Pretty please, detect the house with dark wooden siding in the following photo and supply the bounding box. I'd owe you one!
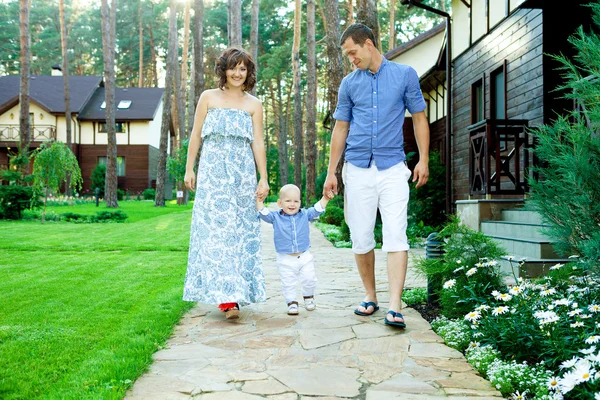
[391,0,594,275]
[0,72,168,195]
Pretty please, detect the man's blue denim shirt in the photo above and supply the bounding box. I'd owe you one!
[333,58,426,170]
[258,202,325,254]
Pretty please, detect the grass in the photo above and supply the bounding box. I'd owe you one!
[0,201,195,399]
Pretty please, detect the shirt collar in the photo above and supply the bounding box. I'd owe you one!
[365,57,388,77]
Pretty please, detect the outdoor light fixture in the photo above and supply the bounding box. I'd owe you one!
[10,113,14,119]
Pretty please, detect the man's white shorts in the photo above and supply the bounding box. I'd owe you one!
[342,161,412,254]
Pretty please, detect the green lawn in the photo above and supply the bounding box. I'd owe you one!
[0,201,195,399]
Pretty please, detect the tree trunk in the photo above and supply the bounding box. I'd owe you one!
[59,0,73,195]
[292,0,303,190]
[389,0,396,51]
[306,0,317,203]
[149,3,159,87]
[101,0,118,208]
[19,0,30,171]
[356,0,379,48]
[193,0,204,107]
[180,0,191,138]
[138,1,144,87]
[250,0,259,96]
[155,0,177,207]
[229,0,242,47]
[276,78,288,186]
[324,0,345,196]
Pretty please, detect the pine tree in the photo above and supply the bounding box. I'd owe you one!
[528,2,600,261]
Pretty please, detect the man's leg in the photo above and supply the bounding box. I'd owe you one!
[386,251,408,323]
[355,250,377,314]
[378,162,411,324]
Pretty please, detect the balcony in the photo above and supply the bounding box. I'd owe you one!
[468,119,535,196]
[0,125,57,143]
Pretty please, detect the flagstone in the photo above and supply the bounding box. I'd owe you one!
[339,335,410,355]
[255,318,298,330]
[352,321,399,339]
[414,357,474,373]
[148,359,210,377]
[408,342,464,359]
[153,342,232,361]
[180,367,234,392]
[241,378,291,395]
[368,372,440,394]
[244,335,296,349]
[436,372,499,391]
[195,392,265,399]
[125,374,196,398]
[298,327,355,349]
[268,366,361,397]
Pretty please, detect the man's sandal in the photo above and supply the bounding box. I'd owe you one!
[354,301,380,316]
[384,310,406,328]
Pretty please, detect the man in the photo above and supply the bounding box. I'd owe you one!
[323,23,430,328]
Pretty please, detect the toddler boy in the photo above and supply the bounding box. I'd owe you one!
[257,184,332,315]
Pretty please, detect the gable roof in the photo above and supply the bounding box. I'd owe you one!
[77,87,164,121]
[0,75,102,115]
[384,22,446,60]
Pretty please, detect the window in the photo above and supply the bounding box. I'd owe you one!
[98,156,126,177]
[98,122,126,133]
[117,100,132,109]
[471,78,485,123]
[491,64,506,120]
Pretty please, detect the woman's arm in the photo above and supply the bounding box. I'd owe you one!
[184,91,210,191]
[250,99,269,200]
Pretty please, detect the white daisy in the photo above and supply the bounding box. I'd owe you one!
[581,346,596,355]
[464,311,481,322]
[560,357,580,369]
[588,304,600,313]
[466,267,477,276]
[571,321,585,328]
[540,288,557,296]
[443,279,456,289]
[547,376,559,390]
[492,306,509,316]
[550,263,564,270]
[568,309,582,317]
[586,336,600,344]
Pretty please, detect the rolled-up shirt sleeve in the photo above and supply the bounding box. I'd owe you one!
[333,78,353,122]
[404,66,427,115]
[258,208,275,224]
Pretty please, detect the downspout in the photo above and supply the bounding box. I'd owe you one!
[401,0,452,214]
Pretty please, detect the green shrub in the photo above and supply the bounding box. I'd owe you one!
[117,189,125,201]
[142,188,155,200]
[416,217,506,318]
[61,212,87,222]
[430,316,473,352]
[320,205,344,226]
[0,185,37,219]
[402,287,427,306]
[464,344,501,376]
[90,164,106,197]
[90,210,128,223]
[408,150,447,229]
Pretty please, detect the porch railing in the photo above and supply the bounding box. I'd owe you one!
[468,119,533,196]
[0,125,57,142]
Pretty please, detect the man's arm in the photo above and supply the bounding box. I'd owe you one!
[411,111,430,188]
[323,120,350,197]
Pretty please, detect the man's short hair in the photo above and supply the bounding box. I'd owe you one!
[340,23,377,48]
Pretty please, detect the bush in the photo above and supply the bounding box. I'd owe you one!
[408,150,447,229]
[0,185,37,219]
[61,212,87,222]
[142,188,155,200]
[416,217,506,318]
[402,287,427,306]
[117,189,125,201]
[320,205,344,226]
[90,164,106,197]
[90,210,128,223]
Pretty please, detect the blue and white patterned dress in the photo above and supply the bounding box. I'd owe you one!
[183,108,266,306]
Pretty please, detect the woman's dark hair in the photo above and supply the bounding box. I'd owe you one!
[340,23,377,48]
[214,47,256,92]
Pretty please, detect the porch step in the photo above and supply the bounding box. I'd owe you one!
[481,220,553,241]
[501,208,544,225]
[499,255,569,282]
[488,235,560,260]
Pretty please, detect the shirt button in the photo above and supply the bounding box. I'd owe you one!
[373,91,377,94]
[373,120,377,123]
[373,105,377,108]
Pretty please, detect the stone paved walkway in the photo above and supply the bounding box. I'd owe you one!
[125,217,503,399]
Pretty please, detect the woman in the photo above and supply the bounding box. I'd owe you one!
[183,47,269,319]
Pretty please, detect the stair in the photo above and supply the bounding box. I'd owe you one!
[480,208,570,280]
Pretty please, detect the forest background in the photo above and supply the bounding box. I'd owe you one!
[0,0,449,204]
